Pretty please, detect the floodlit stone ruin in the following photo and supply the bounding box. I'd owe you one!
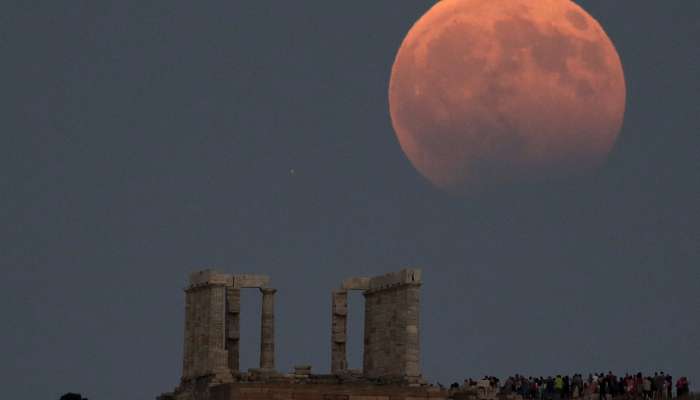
[332,269,422,383]
[158,268,447,400]
[180,271,275,385]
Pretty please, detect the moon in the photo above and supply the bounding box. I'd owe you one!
[389,0,626,194]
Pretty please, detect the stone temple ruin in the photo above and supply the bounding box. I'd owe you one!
[180,271,276,385]
[159,268,447,400]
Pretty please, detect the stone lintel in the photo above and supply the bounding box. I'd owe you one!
[233,274,270,288]
[187,270,271,289]
[367,268,421,291]
[341,277,371,290]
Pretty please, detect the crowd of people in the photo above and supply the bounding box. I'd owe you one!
[453,372,691,399]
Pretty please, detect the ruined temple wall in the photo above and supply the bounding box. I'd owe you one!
[362,269,421,381]
[181,270,272,383]
[182,283,229,380]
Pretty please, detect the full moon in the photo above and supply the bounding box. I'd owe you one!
[389,0,626,194]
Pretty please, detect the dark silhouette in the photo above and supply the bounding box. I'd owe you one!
[60,393,87,400]
[456,371,692,399]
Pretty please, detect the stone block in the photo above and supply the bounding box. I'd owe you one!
[226,288,241,313]
[233,274,270,288]
[189,269,232,287]
[294,365,312,375]
[367,268,421,290]
[341,277,371,290]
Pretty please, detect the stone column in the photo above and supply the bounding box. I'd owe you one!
[182,287,194,379]
[226,287,241,373]
[259,288,276,370]
[331,289,348,374]
[362,289,378,377]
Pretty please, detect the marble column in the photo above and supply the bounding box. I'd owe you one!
[331,289,348,374]
[259,288,276,370]
[225,287,241,373]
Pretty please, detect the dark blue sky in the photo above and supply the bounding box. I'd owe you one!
[1,1,698,399]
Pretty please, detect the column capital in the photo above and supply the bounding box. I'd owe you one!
[260,287,277,295]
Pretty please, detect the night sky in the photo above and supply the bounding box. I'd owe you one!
[1,1,698,399]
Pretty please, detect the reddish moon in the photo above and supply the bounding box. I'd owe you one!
[389,0,626,194]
